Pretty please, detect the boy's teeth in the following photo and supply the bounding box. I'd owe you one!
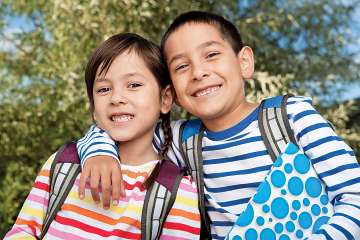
[195,86,219,97]
[112,115,133,122]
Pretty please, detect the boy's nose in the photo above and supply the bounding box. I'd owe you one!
[192,64,210,81]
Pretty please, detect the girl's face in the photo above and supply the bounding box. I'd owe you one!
[92,50,172,144]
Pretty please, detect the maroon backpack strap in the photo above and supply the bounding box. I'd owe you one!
[54,142,80,164]
[155,160,183,193]
[141,160,185,240]
[41,142,81,238]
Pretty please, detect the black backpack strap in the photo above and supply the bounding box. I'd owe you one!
[141,160,185,240]
[41,142,81,239]
[258,94,297,162]
[179,122,212,239]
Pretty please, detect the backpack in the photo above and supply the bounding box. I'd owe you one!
[41,142,185,240]
[178,94,297,238]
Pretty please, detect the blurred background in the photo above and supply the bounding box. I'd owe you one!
[0,0,359,236]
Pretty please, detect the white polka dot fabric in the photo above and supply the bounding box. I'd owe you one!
[226,142,333,240]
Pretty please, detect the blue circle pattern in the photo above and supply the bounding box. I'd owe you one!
[286,221,295,232]
[296,230,304,238]
[271,197,289,219]
[285,143,298,154]
[254,181,271,204]
[275,223,283,233]
[288,176,303,196]
[245,228,257,240]
[312,216,330,234]
[299,212,313,229]
[292,200,301,210]
[228,143,332,240]
[260,228,276,240]
[320,195,329,205]
[303,198,310,206]
[322,207,328,214]
[233,236,242,240]
[311,204,321,216]
[274,155,283,167]
[284,163,293,173]
[279,235,290,240]
[290,212,297,220]
[256,217,264,226]
[271,170,286,188]
[236,204,254,227]
[262,205,270,213]
[294,154,310,174]
[305,177,322,198]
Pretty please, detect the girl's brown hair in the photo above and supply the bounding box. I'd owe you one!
[85,33,173,185]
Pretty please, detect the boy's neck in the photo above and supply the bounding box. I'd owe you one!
[118,136,159,166]
[203,101,258,132]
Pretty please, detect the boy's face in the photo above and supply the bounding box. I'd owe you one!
[164,23,254,131]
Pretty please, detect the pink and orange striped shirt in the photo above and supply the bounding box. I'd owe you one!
[5,153,200,239]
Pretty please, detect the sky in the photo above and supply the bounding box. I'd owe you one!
[1,3,360,101]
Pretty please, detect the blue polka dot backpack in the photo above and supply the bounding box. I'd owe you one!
[226,95,333,240]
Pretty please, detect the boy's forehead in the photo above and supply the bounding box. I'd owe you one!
[164,23,224,60]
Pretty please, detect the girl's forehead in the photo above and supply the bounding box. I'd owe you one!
[97,52,151,77]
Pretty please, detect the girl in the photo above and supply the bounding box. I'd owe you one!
[5,33,200,239]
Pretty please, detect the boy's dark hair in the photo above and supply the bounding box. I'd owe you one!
[85,33,172,161]
[160,11,244,60]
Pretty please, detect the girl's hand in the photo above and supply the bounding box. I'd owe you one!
[79,155,125,209]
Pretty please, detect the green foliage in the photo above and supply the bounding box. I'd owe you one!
[0,161,37,234]
[0,0,359,237]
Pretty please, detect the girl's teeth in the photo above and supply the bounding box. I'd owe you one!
[112,115,133,122]
[195,86,219,97]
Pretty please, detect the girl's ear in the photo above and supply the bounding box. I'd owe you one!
[160,85,174,114]
[237,46,254,79]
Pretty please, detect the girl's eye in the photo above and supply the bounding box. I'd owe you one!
[206,52,220,59]
[175,64,188,72]
[128,83,142,89]
[97,87,111,93]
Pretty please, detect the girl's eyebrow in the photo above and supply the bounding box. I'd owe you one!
[95,73,147,83]
[94,77,110,83]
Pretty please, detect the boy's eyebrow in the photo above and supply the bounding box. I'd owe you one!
[168,40,223,66]
[198,40,223,49]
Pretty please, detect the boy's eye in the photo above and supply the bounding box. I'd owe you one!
[206,52,220,59]
[128,82,142,89]
[175,64,188,72]
[97,87,111,93]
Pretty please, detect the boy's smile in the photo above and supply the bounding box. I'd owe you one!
[164,23,257,131]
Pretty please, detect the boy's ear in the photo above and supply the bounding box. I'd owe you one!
[237,46,254,79]
[160,85,174,114]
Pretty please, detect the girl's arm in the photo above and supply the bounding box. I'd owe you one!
[4,154,55,239]
[288,96,360,240]
[161,175,201,239]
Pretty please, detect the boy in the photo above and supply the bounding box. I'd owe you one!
[78,11,360,239]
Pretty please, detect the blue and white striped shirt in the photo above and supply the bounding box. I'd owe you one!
[77,96,360,240]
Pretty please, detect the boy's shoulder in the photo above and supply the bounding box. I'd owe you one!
[263,95,312,108]
[175,95,314,142]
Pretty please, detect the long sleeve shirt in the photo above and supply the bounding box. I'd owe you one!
[76,96,360,239]
[5,153,200,239]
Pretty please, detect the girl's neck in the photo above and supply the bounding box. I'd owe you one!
[118,136,159,166]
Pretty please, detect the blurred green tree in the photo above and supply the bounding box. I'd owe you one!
[0,0,359,236]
